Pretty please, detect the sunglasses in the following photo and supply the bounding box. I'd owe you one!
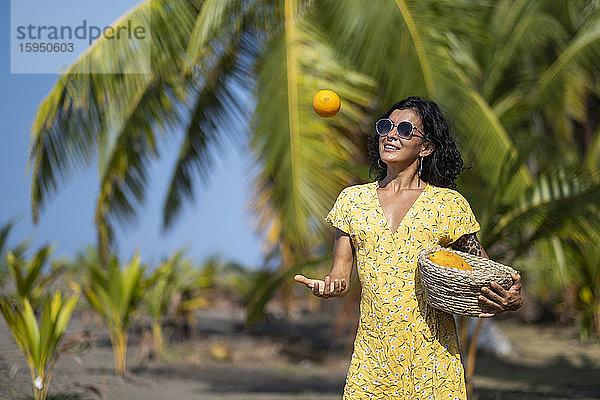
[375,119,426,140]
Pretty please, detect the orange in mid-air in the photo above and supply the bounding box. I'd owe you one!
[313,89,341,118]
[429,250,473,271]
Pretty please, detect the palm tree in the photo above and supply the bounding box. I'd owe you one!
[82,252,148,376]
[28,0,368,267]
[143,250,211,356]
[27,0,600,319]
[0,291,79,400]
[1,238,79,400]
[28,0,502,267]
[25,2,600,397]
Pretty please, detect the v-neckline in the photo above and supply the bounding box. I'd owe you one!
[373,181,429,236]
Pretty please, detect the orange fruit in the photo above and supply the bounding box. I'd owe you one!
[429,250,472,271]
[313,89,341,118]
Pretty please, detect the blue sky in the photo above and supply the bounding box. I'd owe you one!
[1,1,265,267]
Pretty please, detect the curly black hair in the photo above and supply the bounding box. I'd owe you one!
[367,96,464,189]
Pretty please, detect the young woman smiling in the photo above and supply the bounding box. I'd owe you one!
[295,97,522,399]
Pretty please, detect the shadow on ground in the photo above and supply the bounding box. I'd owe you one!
[130,363,345,394]
[472,350,600,400]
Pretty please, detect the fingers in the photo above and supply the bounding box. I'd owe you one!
[312,279,322,295]
[296,274,347,298]
[488,281,508,297]
[328,277,347,297]
[480,276,524,314]
[294,274,314,288]
[335,278,347,294]
[511,273,522,291]
[324,276,331,296]
[481,284,506,306]
[478,293,503,317]
[322,276,343,297]
[314,276,331,296]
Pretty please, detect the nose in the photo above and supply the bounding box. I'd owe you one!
[385,127,400,140]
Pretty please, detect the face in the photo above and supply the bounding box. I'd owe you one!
[379,108,429,167]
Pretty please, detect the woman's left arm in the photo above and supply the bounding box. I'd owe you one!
[451,233,523,318]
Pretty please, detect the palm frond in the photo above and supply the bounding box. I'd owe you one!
[491,169,600,254]
[480,0,566,100]
[29,0,199,227]
[390,0,436,94]
[436,80,533,201]
[162,29,258,229]
[583,124,600,173]
[531,16,600,109]
[184,0,248,70]
[0,220,17,258]
[245,255,328,325]
[250,14,375,251]
[94,73,185,259]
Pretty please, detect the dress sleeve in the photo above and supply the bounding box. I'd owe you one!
[445,192,480,245]
[325,188,351,234]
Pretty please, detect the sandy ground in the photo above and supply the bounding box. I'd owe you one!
[2,306,600,400]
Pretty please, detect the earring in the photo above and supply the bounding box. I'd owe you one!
[378,159,386,169]
[418,156,423,187]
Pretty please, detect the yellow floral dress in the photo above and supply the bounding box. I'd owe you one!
[326,181,480,399]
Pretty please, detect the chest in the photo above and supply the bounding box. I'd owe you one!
[376,188,424,235]
[347,189,449,252]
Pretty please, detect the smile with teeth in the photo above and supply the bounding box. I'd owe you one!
[384,143,401,151]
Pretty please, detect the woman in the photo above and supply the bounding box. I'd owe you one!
[294,97,522,399]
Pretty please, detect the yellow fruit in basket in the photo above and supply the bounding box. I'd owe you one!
[429,250,472,271]
[313,89,341,118]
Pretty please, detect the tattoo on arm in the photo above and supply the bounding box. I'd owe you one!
[451,233,485,257]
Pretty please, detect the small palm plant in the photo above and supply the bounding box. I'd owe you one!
[0,219,29,288]
[82,252,147,376]
[5,246,63,305]
[145,252,214,355]
[1,244,80,399]
[144,251,184,357]
[0,290,79,400]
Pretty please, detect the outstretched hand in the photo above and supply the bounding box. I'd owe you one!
[478,273,523,318]
[294,274,347,298]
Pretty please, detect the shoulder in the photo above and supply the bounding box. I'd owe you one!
[337,182,376,198]
[427,184,471,204]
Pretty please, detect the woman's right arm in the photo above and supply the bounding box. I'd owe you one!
[294,227,354,298]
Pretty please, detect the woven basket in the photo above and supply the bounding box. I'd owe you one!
[417,247,518,317]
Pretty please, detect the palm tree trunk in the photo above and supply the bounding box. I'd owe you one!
[459,316,469,356]
[465,318,483,397]
[95,202,110,269]
[109,329,128,376]
[594,305,600,338]
[152,320,164,358]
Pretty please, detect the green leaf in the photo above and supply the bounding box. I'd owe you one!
[246,256,329,325]
[22,299,40,367]
[251,13,375,252]
[184,0,247,70]
[22,246,52,299]
[531,18,600,109]
[491,169,600,255]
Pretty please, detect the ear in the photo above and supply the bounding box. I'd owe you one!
[420,141,435,157]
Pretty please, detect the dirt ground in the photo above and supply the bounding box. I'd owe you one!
[2,305,600,400]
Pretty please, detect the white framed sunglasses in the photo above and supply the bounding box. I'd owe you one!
[375,119,426,140]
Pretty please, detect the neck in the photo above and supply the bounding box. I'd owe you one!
[379,160,423,191]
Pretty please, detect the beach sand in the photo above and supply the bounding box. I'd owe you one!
[2,305,600,400]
